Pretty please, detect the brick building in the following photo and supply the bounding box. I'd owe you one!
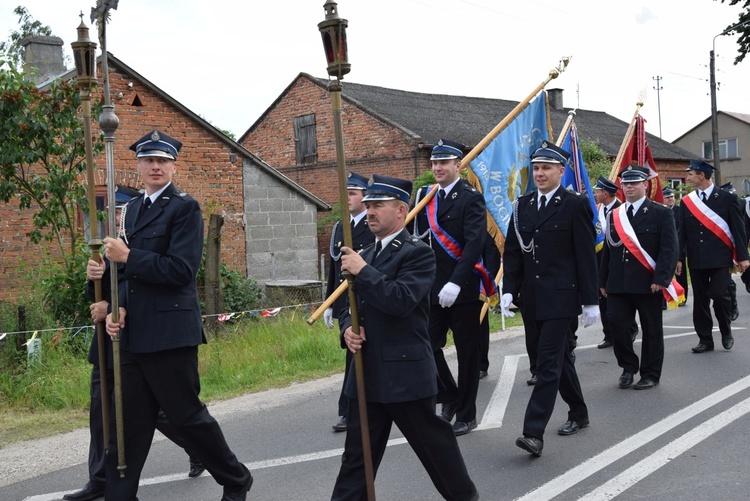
[0,49,328,304]
[240,73,696,256]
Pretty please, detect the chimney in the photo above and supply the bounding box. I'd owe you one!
[21,35,67,85]
[547,88,564,111]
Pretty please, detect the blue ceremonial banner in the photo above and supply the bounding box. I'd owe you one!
[560,123,604,250]
[468,92,550,239]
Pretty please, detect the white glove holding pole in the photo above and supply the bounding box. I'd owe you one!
[323,307,334,329]
[580,305,600,328]
[438,282,461,308]
[500,293,515,318]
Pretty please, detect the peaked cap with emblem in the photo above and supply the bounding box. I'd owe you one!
[618,165,650,183]
[362,174,412,204]
[430,139,465,161]
[685,159,715,174]
[594,176,618,194]
[347,171,369,190]
[530,141,570,165]
[129,130,182,160]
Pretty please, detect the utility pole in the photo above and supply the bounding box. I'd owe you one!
[652,75,663,138]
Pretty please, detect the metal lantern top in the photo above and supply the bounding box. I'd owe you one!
[71,16,98,92]
[318,0,350,80]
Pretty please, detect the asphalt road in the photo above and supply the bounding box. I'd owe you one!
[5,279,750,500]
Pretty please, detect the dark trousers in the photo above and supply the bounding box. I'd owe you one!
[525,317,578,376]
[105,347,250,501]
[479,314,490,373]
[520,316,587,440]
[430,300,482,422]
[338,349,354,417]
[331,396,477,501]
[689,267,732,344]
[607,293,664,381]
[88,366,194,485]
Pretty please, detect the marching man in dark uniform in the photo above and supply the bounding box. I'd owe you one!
[64,190,204,501]
[501,142,599,457]
[413,139,494,436]
[599,166,679,390]
[103,130,253,501]
[593,176,639,349]
[332,174,478,501]
[677,160,749,353]
[324,171,374,432]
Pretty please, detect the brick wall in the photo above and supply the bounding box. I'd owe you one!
[241,75,433,261]
[0,63,319,304]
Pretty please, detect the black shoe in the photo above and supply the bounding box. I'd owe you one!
[221,474,254,501]
[722,337,734,350]
[440,401,458,422]
[692,343,714,353]
[515,436,543,456]
[731,309,739,321]
[558,418,589,435]
[479,370,488,380]
[678,301,687,307]
[597,340,612,349]
[527,374,537,386]
[332,416,347,432]
[619,371,634,388]
[452,419,477,436]
[188,458,205,478]
[634,378,658,390]
[63,482,105,501]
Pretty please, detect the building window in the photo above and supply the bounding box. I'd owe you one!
[293,114,318,165]
[702,138,738,160]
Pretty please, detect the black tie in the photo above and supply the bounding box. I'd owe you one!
[627,204,634,221]
[439,189,446,200]
[373,241,382,260]
[603,206,609,218]
[350,219,355,231]
[701,192,707,203]
[539,195,547,211]
[136,197,152,223]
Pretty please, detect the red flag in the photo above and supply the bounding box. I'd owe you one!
[615,115,664,203]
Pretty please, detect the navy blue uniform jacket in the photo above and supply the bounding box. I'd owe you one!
[414,180,487,305]
[600,199,678,293]
[503,185,599,320]
[339,228,437,403]
[118,184,205,353]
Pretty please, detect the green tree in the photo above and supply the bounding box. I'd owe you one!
[579,139,614,185]
[718,0,750,64]
[0,58,96,261]
[0,6,52,66]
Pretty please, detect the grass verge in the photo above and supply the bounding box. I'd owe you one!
[0,307,521,448]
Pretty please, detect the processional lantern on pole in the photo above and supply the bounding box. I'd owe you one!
[72,13,113,460]
[317,3,375,500]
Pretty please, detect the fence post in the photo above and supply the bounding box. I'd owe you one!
[204,214,224,336]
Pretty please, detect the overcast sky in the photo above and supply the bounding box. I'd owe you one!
[2,0,749,143]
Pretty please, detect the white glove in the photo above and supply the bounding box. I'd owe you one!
[580,305,600,328]
[323,307,334,329]
[500,293,515,318]
[438,282,461,308]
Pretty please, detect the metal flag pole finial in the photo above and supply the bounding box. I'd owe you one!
[92,0,126,478]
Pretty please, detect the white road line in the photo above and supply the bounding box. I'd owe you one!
[579,396,750,500]
[514,374,750,501]
[478,354,520,430]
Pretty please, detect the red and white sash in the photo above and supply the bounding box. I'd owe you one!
[681,191,737,264]
[612,205,685,308]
